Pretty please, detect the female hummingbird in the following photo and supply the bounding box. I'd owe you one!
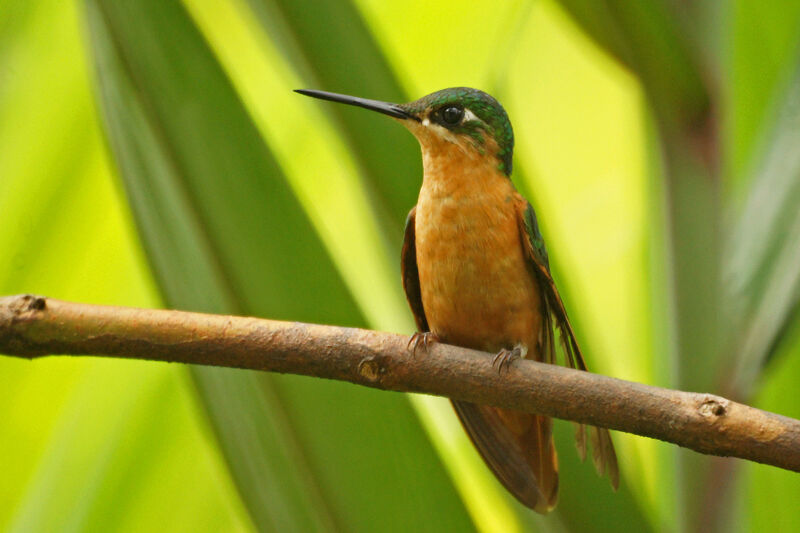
[296,87,619,513]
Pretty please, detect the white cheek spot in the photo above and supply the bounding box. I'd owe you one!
[463,108,480,123]
[422,117,430,127]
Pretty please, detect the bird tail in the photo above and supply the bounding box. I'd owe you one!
[452,400,558,513]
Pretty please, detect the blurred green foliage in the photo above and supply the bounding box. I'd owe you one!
[1,0,798,532]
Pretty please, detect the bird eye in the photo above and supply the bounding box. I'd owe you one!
[441,106,464,125]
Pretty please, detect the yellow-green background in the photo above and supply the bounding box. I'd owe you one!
[1,0,798,531]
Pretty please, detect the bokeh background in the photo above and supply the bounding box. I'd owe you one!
[1,0,799,531]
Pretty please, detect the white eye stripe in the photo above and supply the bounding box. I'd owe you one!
[463,108,480,123]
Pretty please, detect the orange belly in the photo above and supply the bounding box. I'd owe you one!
[414,172,542,356]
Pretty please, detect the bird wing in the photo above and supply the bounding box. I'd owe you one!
[516,198,620,490]
[401,205,559,513]
[401,206,428,332]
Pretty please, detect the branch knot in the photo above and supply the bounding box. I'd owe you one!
[698,396,728,418]
[358,357,387,383]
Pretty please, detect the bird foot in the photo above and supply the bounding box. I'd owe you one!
[407,332,439,356]
[492,344,527,373]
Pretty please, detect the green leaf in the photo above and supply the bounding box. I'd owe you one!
[0,1,250,531]
[548,2,724,531]
[726,0,800,184]
[745,316,800,533]
[0,131,251,526]
[552,0,722,391]
[724,17,800,399]
[84,0,473,531]
[246,0,420,237]
[551,0,710,134]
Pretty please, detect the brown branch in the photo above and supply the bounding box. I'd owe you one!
[1,294,799,472]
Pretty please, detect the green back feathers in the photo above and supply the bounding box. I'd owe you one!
[402,87,515,175]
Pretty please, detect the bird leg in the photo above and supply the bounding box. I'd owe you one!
[492,343,528,373]
[407,331,439,356]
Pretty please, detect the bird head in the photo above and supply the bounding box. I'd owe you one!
[296,87,514,175]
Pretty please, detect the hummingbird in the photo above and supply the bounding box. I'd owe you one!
[296,87,619,513]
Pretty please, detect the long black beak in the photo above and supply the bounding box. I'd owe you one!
[295,89,417,121]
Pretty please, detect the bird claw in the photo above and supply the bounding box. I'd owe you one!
[407,332,439,356]
[492,345,525,373]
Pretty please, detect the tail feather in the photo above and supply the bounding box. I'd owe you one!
[452,400,558,513]
[591,426,620,490]
[574,422,587,462]
[553,297,619,489]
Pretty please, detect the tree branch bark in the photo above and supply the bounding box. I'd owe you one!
[1,294,799,472]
